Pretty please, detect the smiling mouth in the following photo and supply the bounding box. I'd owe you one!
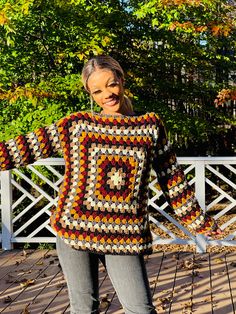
[104,96,119,107]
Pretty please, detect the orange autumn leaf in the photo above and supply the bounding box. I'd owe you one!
[169,21,195,31]
[0,87,57,103]
[211,25,221,36]
[182,21,194,29]
[169,22,177,31]
[0,11,9,25]
[195,25,208,32]
[214,89,236,106]
[222,26,231,37]
[211,24,233,37]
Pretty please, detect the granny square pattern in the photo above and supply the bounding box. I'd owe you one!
[83,140,146,214]
[0,111,217,255]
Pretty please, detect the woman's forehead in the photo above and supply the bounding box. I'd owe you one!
[87,69,118,88]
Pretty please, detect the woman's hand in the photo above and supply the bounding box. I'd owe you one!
[205,227,223,237]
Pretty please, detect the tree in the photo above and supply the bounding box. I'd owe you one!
[0,0,235,155]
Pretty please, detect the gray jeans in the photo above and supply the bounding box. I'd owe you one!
[56,236,157,314]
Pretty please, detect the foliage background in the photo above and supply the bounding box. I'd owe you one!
[0,0,235,156]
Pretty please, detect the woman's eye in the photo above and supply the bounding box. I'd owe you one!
[109,82,118,87]
[92,90,101,95]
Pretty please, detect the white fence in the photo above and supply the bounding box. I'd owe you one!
[0,157,236,252]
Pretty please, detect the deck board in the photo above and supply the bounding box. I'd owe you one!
[0,250,57,313]
[27,271,65,314]
[152,252,178,313]
[224,253,236,313]
[191,253,213,314]
[0,250,31,282]
[0,250,50,304]
[210,252,234,314]
[169,252,194,313]
[0,251,22,269]
[1,250,236,313]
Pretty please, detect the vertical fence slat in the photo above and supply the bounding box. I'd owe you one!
[194,160,208,252]
[195,160,206,211]
[1,170,13,250]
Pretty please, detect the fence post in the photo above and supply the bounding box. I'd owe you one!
[195,160,207,253]
[196,234,207,253]
[1,170,13,250]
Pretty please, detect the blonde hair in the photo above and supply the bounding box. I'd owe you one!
[81,55,133,112]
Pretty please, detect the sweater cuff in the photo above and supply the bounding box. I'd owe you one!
[195,215,218,234]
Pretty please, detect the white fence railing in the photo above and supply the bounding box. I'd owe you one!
[0,157,236,252]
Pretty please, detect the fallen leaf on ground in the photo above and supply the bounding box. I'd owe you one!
[157,296,172,309]
[160,289,170,294]
[172,254,179,260]
[99,296,110,310]
[214,258,224,264]
[22,250,28,257]
[193,270,203,278]
[182,300,193,310]
[179,258,202,270]
[4,296,12,303]
[203,297,212,302]
[22,305,30,313]
[20,279,35,288]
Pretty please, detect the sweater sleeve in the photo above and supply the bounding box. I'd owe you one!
[0,123,61,171]
[152,117,217,234]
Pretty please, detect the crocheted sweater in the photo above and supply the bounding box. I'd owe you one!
[0,112,216,255]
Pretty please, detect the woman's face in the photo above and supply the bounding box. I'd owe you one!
[87,68,124,115]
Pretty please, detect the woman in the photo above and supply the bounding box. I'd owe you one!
[0,55,220,314]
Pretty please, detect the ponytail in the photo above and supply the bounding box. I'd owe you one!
[123,95,133,112]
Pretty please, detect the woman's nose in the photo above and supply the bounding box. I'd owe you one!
[103,89,113,98]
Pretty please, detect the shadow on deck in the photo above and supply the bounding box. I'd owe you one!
[0,249,236,313]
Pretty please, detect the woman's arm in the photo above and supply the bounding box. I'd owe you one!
[0,123,61,171]
[153,117,219,234]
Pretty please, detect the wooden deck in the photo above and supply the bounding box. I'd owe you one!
[0,250,236,314]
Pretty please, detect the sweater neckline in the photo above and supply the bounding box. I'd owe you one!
[91,111,145,119]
